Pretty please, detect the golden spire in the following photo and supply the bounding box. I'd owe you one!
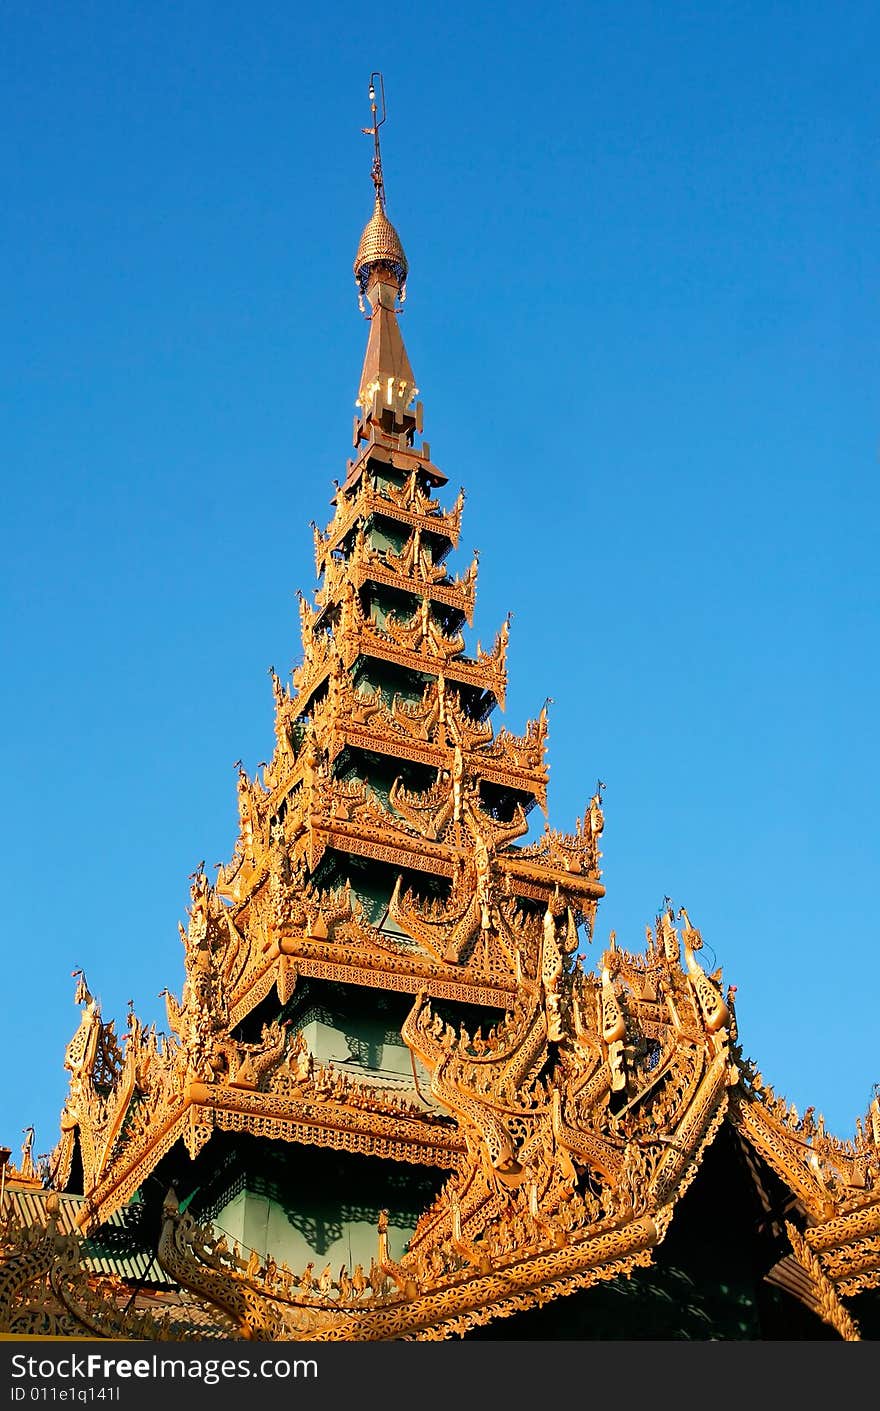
[353,73,417,423]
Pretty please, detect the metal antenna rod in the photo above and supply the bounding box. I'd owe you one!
[362,71,387,208]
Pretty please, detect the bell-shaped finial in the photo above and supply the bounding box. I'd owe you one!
[354,72,408,307]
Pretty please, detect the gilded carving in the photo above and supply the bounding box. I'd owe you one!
[6,99,878,1346]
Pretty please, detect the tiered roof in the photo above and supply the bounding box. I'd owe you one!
[3,84,880,1344]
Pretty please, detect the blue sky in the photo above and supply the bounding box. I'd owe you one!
[1,1,878,1161]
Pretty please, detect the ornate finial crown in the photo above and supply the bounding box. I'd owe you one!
[354,72,407,308]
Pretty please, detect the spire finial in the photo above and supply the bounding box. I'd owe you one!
[362,72,387,211]
[354,73,408,311]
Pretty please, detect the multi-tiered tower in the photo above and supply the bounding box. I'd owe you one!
[5,84,880,1343]
[39,83,606,1284]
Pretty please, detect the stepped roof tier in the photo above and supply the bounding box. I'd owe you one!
[3,81,880,1344]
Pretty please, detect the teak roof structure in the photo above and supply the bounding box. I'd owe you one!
[2,79,880,1344]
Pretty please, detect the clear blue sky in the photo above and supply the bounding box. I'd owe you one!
[2,1,878,1161]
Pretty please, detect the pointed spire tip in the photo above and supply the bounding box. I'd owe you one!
[354,73,408,306]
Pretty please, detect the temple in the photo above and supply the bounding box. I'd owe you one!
[3,79,880,1342]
